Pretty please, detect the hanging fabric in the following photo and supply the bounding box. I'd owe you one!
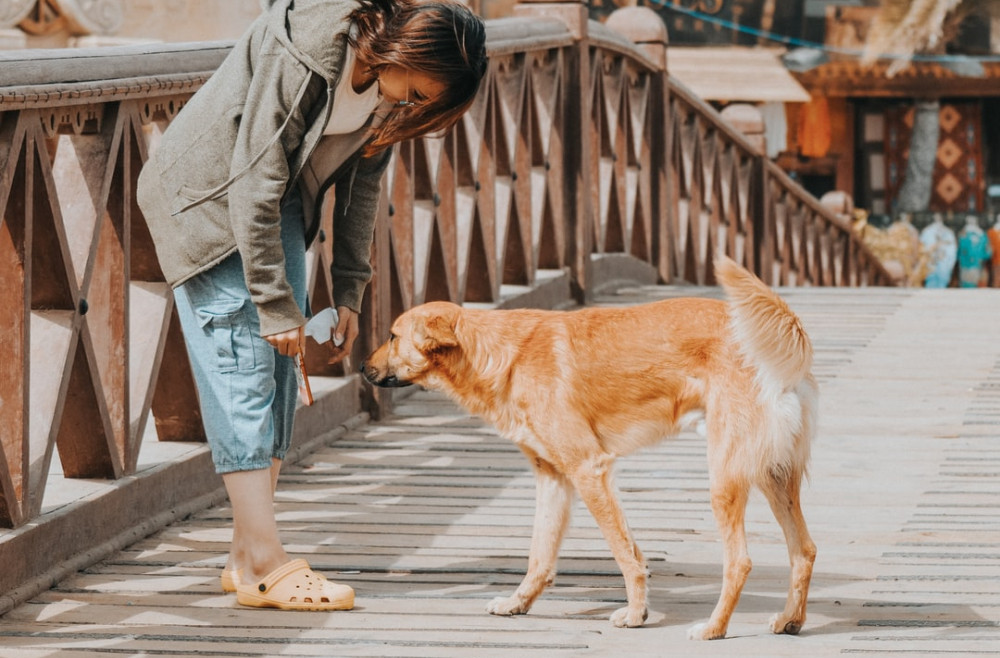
[798,96,831,159]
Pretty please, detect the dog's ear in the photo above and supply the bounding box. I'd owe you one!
[412,312,458,353]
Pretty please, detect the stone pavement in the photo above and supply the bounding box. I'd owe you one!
[0,284,998,656]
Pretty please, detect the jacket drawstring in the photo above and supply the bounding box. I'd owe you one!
[172,73,314,216]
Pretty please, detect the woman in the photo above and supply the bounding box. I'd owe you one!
[137,0,487,611]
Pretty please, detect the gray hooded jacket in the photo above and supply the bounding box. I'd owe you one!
[137,0,390,336]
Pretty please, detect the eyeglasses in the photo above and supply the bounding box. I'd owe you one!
[379,69,427,110]
[396,71,417,108]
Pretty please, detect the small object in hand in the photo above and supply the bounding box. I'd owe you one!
[294,353,313,406]
[305,307,344,346]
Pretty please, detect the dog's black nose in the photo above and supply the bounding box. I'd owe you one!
[369,374,412,388]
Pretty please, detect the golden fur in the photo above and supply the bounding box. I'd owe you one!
[362,255,817,638]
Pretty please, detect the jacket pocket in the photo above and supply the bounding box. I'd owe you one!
[196,298,257,373]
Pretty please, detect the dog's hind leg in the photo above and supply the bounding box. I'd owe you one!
[760,468,816,635]
[487,457,573,617]
[570,454,649,628]
[689,475,751,640]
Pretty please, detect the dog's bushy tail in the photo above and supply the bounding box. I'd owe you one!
[714,255,813,389]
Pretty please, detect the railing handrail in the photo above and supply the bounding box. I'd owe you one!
[0,42,231,99]
[587,19,659,68]
[485,17,573,54]
[0,18,582,95]
[667,77,764,158]
[0,19,580,110]
[0,44,227,113]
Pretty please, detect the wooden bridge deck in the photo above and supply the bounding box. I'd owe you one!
[1,285,999,656]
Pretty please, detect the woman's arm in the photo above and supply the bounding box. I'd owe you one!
[330,147,393,313]
[228,46,325,338]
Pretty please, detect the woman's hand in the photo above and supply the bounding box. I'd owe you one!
[327,306,359,365]
[264,325,305,357]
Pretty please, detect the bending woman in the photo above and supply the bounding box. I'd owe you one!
[137,0,487,611]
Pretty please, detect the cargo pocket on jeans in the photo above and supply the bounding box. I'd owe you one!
[196,298,257,372]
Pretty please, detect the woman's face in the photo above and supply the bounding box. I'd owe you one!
[378,66,447,109]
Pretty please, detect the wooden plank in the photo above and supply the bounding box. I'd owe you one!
[0,114,30,527]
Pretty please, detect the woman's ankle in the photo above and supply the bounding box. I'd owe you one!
[234,548,289,582]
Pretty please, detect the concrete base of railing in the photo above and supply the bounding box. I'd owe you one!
[467,255,659,313]
[494,268,576,310]
[590,253,659,294]
[0,253,659,617]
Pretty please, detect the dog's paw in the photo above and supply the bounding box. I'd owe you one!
[486,595,528,616]
[687,622,726,640]
[768,613,803,635]
[610,605,648,628]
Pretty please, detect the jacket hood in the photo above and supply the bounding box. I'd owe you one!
[266,0,360,83]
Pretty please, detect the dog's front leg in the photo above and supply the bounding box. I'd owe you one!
[487,460,573,617]
[571,456,649,628]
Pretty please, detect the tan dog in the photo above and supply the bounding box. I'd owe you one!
[362,255,817,638]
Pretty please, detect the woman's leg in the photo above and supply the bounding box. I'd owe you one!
[211,197,308,582]
[225,458,283,577]
[224,464,289,581]
[174,258,285,579]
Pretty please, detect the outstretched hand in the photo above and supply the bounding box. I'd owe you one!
[327,306,359,365]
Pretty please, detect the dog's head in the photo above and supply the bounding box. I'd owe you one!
[361,301,461,388]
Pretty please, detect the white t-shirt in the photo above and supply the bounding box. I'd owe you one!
[324,44,382,135]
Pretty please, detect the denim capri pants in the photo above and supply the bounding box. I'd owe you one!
[173,197,307,474]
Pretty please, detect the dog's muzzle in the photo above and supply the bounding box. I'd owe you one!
[361,364,413,388]
[372,374,412,388]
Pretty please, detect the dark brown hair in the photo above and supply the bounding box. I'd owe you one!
[350,0,488,155]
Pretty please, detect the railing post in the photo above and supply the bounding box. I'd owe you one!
[361,190,394,420]
[716,103,766,282]
[720,103,766,156]
[514,0,593,302]
[605,6,670,283]
[720,103,767,279]
[606,7,667,70]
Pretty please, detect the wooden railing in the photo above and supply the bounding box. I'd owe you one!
[0,0,891,529]
[665,80,891,287]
